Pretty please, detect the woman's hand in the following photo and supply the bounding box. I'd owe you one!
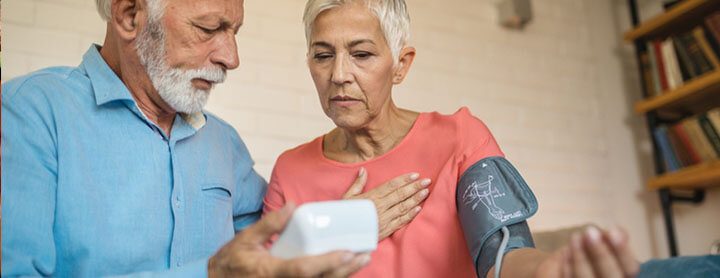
[343,168,431,241]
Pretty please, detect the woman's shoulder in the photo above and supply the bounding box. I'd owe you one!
[423,106,492,135]
[273,136,324,171]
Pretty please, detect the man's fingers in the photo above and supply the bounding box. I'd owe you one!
[274,251,356,277]
[322,253,372,278]
[583,226,623,278]
[607,226,640,276]
[343,167,368,199]
[571,232,595,278]
[240,203,296,245]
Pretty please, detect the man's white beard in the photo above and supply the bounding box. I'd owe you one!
[135,18,226,114]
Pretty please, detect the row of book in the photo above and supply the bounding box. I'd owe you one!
[640,11,720,97]
[653,108,720,172]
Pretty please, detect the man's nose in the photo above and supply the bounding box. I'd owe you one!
[211,33,240,70]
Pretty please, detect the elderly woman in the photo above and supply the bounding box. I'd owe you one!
[264,0,639,277]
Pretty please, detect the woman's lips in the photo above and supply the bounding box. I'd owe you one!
[330,96,361,107]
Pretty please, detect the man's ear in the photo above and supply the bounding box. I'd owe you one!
[393,46,416,84]
[111,0,144,41]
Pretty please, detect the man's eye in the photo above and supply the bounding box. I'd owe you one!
[197,26,219,34]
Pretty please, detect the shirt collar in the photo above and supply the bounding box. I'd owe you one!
[81,44,206,131]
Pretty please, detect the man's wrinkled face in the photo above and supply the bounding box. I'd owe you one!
[136,0,243,114]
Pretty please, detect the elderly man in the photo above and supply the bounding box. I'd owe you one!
[1,0,428,276]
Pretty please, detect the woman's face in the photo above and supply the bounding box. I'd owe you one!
[307,2,400,130]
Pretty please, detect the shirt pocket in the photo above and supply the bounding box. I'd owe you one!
[201,183,235,253]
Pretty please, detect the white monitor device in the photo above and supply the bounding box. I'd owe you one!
[270,200,378,259]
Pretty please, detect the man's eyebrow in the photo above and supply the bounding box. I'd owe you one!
[193,14,243,31]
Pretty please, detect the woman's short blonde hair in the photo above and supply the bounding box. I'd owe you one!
[303,0,410,61]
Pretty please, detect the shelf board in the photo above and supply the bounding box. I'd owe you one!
[624,0,720,42]
[648,160,720,190]
[634,70,720,115]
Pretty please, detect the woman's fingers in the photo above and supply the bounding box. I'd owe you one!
[342,167,368,199]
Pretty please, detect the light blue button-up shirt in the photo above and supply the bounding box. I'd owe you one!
[1,45,267,277]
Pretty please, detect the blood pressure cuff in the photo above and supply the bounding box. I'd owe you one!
[456,156,538,277]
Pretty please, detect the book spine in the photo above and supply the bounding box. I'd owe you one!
[647,42,663,95]
[699,114,720,157]
[653,41,670,91]
[654,126,680,171]
[671,123,702,164]
[693,27,720,69]
[640,53,657,97]
[661,39,683,89]
[673,35,698,80]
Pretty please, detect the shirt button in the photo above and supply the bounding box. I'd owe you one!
[174,196,181,207]
[176,261,182,267]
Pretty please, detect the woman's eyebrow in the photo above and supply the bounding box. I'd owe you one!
[348,39,375,48]
[311,41,334,49]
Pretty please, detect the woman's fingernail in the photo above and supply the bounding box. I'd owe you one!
[410,173,420,180]
[421,179,431,186]
[342,252,354,263]
[586,226,601,244]
[414,206,422,213]
[359,167,366,177]
[420,189,429,197]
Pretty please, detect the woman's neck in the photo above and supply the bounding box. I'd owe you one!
[323,104,419,163]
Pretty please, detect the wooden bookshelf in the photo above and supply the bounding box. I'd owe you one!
[626,0,720,256]
[634,70,720,115]
[648,160,720,190]
[624,0,720,42]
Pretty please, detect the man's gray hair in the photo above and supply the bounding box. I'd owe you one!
[303,0,410,61]
[95,0,166,22]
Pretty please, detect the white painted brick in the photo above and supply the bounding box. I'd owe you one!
[3,0,35,25]
[34,1,106,37]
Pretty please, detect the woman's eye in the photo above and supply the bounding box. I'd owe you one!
[353,52,373,59]
[314,53,334,61]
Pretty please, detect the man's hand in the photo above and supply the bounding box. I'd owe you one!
[208,203,371,278]
[534,226,640,278]
[342,168,431,241]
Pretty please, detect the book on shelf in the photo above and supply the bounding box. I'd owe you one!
[653,108,720,173]
[639,12,720,97]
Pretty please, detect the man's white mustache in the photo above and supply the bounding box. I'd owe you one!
[187,67,227,84]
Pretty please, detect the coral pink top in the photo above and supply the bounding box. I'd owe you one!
[263,107,504,277]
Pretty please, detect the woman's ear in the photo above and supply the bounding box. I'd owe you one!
[111,0,144,41]
[393,46,416,84]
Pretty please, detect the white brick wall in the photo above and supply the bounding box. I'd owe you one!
[3,0,719,260]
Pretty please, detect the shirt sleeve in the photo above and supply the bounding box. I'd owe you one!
[456,108,505,175]
[263,164,287,215]
[1,81,60,276]
[229,131,267,232]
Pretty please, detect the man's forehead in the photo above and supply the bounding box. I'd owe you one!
[168,0,244,21]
